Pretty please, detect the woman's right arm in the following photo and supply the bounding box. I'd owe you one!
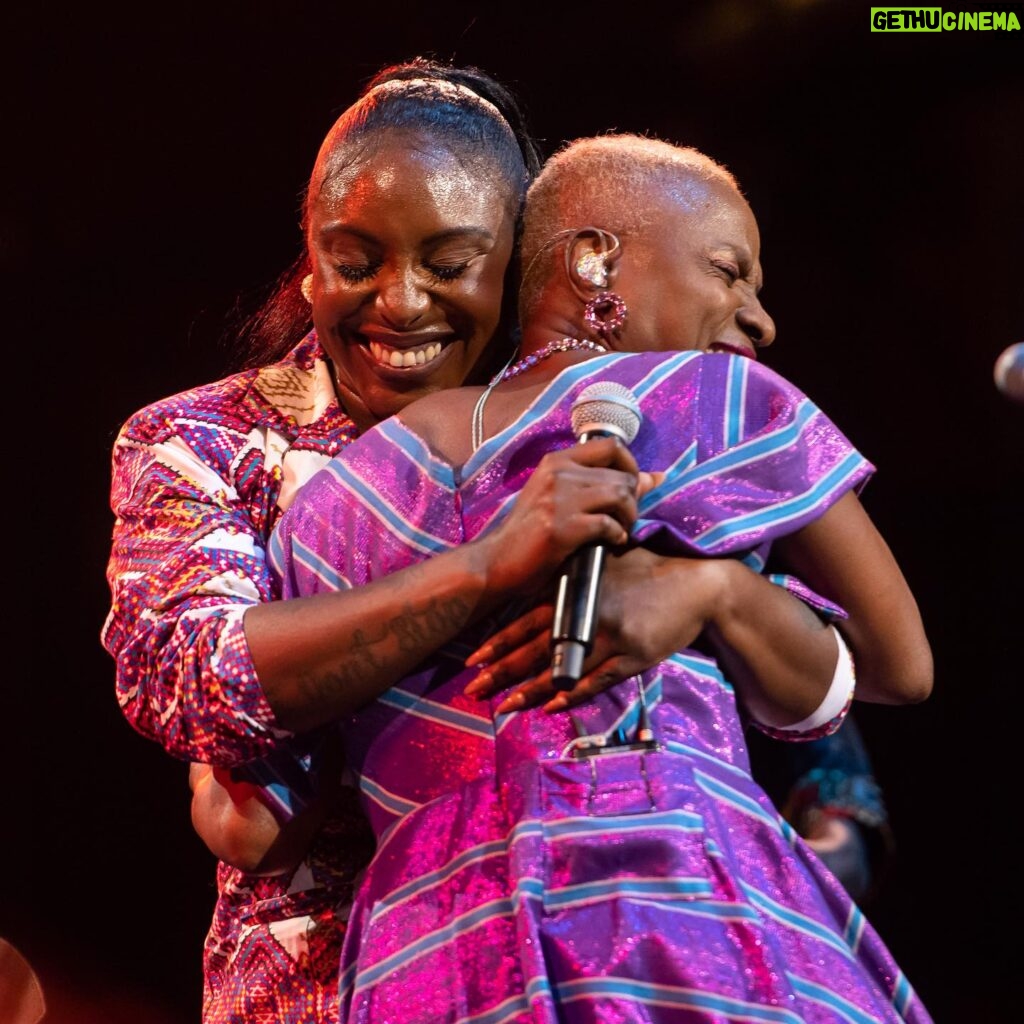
[248,436,649,731]
[105,402,646,761]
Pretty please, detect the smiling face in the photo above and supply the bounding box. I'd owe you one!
[306,130,516,432]
[613,175,775,359]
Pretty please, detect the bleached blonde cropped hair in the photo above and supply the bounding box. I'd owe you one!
[519,133,741,320]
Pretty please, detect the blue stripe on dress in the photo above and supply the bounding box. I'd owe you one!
[626,349,701,402]
[321,452,455,557]
[265,524,288,582]
[845,902,867,952]
[786,973,887,1024]
[636,440,700,511]
[454,991,532,1024]
[694,769,785,831]
[353,896,517,992]
[701,448,867,547]
[662,740,753,782]
[507,818,544,848]
[654,397,820,503]
[369,839,508,919]
[893,973,915,1016]
[359,773,421,819]
[468,487,519,538]
[555,976,806,1023]
[740,881,857,958]
[724,353,749,450]
[514,876,547,903]
[463,352,651,483]
[544,875,714,909]
[283,531,351,592]
[662,652,735,694]
[377,688,495,739]
[541,807,703,838]
[651,897,764,926]
[462,360,605,482]
[380,417,458,490]
[339,962,357,1003]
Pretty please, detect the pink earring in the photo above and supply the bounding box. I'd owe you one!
[583,290,628,340]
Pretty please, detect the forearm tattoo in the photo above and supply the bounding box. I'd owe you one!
[299,595,473,706]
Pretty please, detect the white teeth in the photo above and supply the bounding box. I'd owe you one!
[368,340,443,368]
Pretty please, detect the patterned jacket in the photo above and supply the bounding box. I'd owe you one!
[102,332,367,1022]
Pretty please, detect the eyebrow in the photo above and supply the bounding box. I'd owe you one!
[424,227,496,246]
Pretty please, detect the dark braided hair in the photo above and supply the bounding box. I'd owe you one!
[234,58,541,371]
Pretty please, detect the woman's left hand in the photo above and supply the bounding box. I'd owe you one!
[464,546,719,713]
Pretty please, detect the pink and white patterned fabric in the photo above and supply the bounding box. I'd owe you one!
[103,333,368,1023]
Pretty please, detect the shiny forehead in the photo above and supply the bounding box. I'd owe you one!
[647,174,759,245]
[310,129,513,214]
[644,175,763,287]
[307,81,526,221]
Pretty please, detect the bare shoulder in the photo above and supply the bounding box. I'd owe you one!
[396,386,485,465]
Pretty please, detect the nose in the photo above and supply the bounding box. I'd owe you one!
[737,292,776,350]
[375,262,430,328]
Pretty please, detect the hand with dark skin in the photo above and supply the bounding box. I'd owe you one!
[462,491,931,719]
[244,436,650,734]
[192,437,651,876]
[464,546,831,717]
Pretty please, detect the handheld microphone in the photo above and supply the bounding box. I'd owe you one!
[994,342,1024,403]
[551,382,643,690]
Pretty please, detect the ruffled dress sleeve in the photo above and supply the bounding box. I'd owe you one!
[629,352,874,561]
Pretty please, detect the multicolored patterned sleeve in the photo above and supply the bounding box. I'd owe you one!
[101,396,284,766]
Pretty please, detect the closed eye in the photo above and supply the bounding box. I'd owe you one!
[335,262,380,283]
[426,262,470,283]
[712,260,740,283]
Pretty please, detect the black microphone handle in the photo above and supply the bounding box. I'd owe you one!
[551,542,606,689]
[550,425,614,690]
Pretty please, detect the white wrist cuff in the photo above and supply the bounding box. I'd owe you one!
[775,625,856,733]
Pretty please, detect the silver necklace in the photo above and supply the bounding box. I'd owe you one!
[470,337,607,452]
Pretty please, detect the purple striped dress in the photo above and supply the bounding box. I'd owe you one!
[270,350,932,1024]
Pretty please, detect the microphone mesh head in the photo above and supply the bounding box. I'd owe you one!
[570,381,642,443]
[994,342,1024,403]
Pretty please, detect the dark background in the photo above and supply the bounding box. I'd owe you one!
[4,1,1021,1020]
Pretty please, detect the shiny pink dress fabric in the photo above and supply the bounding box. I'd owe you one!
[272,351,932,1023]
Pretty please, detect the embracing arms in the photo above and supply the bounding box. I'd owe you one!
[245,436,649,731]
[465,490,932,723]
